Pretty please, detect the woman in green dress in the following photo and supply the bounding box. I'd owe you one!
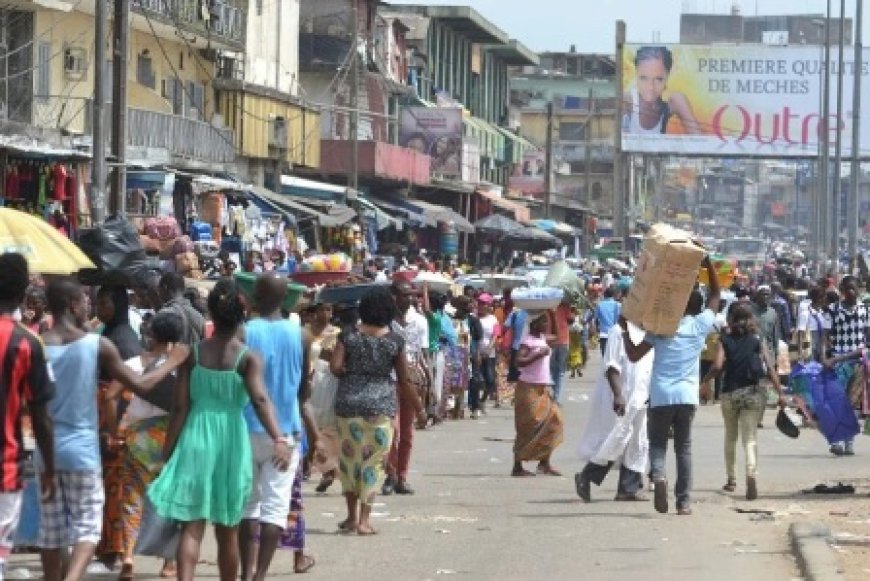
[148,279,291,581]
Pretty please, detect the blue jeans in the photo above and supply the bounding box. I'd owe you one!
[648,404,696,510]
[550,344,568,403]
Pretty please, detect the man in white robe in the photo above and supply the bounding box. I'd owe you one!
[575,322,653,501]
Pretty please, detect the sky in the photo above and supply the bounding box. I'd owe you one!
[394,0,864,53]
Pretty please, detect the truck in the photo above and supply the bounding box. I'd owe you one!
[719,237,768,272]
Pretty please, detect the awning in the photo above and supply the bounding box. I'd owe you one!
[368,197,427,226]
[357,197,403,231]
[0,134,89,159]
[530,219,579,237]
[281,175,358,202]
[247,185,356,228]
[477,189,530,222]
[126,170,167,190]
[381,196,474,233]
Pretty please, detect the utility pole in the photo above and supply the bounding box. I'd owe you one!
[348,0,359,194]
[584,87,593,212]
[831,0,846,277]
[91,0,107,224]
[544,100,554,218]
[613,20,626,239]
[110,0,129,215]
[820,1,832,276]
[848,0,863,271]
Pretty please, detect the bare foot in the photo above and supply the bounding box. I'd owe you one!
[337,519,358,533]
[357,523,378,535]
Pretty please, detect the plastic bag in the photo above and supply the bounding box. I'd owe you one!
[78,216,155,286]
[543,261,587,308]
[135,498,180,560]
[794,362,861,445]
[310,361,338,429]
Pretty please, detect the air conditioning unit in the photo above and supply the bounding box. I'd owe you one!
[63,46,88,80]
[268,116,288,150]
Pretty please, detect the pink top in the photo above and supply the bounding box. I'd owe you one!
[518,334,552,385]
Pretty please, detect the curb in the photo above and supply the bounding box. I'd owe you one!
[789,522,845,581]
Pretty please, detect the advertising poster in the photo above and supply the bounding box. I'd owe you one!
[621,44,870,157]
[399,107,463,177]
[509,149,546,195]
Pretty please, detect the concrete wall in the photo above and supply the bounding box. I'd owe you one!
[32,7,215,134]
[245,0,301,96]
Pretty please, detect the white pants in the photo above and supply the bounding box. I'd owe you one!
[432,351,446,409]
[243,434,301,529]
[0,491,22,569]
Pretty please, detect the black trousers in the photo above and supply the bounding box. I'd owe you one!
[580,461,643,495]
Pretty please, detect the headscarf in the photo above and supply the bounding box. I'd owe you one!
[100,285,142,361]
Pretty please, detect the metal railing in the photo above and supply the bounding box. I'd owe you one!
[132,0,246,47]
[127,107,235,163]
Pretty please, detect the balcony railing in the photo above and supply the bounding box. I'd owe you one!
[128,108,235,163]
[556,140,615,163]
[132,0,246,49]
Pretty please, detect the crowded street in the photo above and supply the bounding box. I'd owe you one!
[13,361,870,580]
[3,0,870,579]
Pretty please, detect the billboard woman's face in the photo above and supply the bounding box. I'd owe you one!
[636,58,668,103]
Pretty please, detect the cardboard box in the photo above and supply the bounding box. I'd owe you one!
[622,223,706,336]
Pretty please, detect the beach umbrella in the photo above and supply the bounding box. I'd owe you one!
[0,207,96,274]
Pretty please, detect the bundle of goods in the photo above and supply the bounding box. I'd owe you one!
[543,261,587,308]
[317,279,390,306]
[234,272,306,310]
[697,255,737,287]
[292,252,353,286]
[392,268,419,283]
[79,216,156,286]
[622,223,706,336]
[412,271,453,294]
[511,287,564,311]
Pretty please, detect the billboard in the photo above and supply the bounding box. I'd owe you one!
[399,107,463,177]
[621,44,870,157]
[509,149,546,195]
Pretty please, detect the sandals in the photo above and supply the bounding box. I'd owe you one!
[118,564,134,581]
[536,465,563,476]
[294,554,316,574]
[511,468,536,477]
[723,479,737,492]
[315,476,334,493]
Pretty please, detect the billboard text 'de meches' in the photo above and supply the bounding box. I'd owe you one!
[621,44,870,158]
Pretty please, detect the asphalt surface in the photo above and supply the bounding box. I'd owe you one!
[15,355,870,580]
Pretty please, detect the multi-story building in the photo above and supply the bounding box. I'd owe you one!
[680,7,852,45]
[215,0,321,186]
[509,48,616,226]
[0,0,248,165]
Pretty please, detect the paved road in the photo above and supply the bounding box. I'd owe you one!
[16,356,870,580]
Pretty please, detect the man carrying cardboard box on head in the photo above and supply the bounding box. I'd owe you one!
[617,256,721,517]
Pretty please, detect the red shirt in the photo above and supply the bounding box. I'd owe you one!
[0,318,54,492]
[550,303,573,346]
[52,164,68,200]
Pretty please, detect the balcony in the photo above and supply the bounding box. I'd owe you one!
[132,0,246,51]
[316,140,431,187]
[556,140,615,163]
[299,33,353,70]
[127,108,235,164]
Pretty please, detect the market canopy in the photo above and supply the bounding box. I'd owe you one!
[530,219,579,237]
[247,185,356,228]
[473,213,523,236]
[383,196,475,233]
[506,226,564,250]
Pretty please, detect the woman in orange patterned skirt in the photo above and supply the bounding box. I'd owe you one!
[512,313,564,477]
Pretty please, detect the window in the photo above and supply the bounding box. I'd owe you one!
[256,0,262,15]
[63,46,87,80]
[162,78,184,115]
[136,53,156,89]
[187,81,205,119]
[559,121,585,141]
[37,42,51,99]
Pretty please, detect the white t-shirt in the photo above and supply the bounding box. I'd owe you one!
[479,314,499,358]
[797,302,832,333]
[408,308,429,355]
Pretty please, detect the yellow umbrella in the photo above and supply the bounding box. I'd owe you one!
[0,207,96,274]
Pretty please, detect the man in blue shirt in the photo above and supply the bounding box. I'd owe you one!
[595,287,622,356]
[619,256,721,516]
[240,274,323,580]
